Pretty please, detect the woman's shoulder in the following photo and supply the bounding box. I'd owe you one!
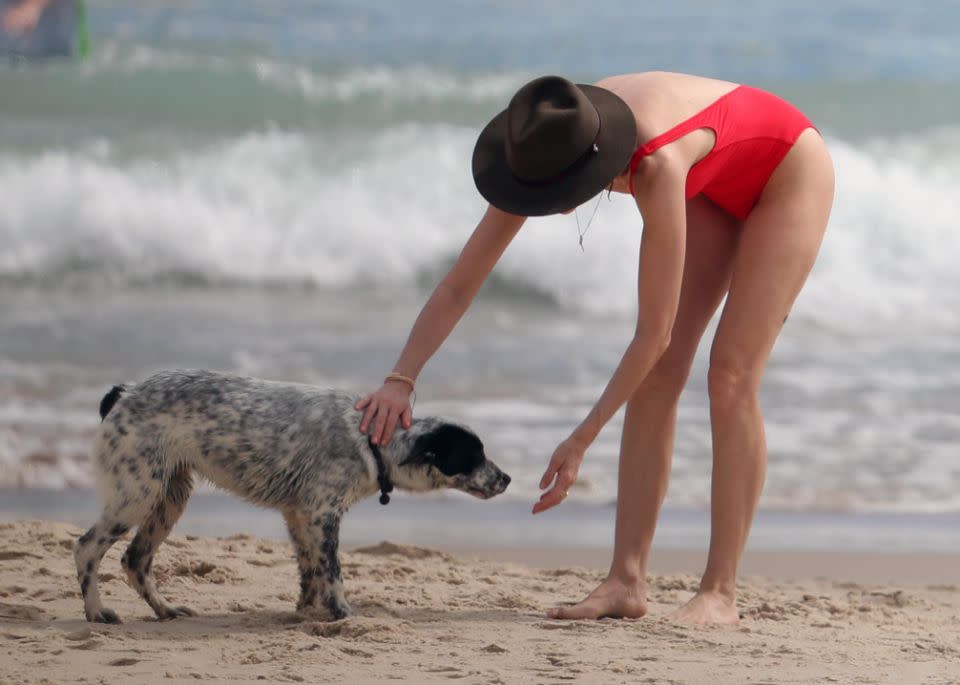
[593,71,664,93]
[595,72,738,99]
[599,72,740,139]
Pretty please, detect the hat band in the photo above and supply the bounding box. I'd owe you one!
[512,116,603,188]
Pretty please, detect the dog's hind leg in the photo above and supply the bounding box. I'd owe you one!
[76,416,169,622]
[284,508,350,620]
[74,504,145,624]
[121,466,195,620]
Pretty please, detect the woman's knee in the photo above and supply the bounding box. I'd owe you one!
[706,356,761,414]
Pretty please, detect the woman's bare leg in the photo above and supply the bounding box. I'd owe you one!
[672,130,834,624]
[550,196,739,619]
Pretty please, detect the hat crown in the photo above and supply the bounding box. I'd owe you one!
[505,76,600,182]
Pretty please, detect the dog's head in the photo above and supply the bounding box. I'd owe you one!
[393,421,510,499]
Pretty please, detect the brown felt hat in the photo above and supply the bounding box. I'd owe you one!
[472,75,637,217]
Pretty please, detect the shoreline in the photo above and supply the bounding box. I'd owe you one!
[432,545,960,586]
[2,488,959,556]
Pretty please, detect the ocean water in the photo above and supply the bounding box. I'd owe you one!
[2,1,960,546]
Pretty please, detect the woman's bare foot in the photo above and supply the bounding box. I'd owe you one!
[670,589,739,625]
[548,576,647,620]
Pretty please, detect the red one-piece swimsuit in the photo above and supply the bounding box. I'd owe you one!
[628,85,816,220]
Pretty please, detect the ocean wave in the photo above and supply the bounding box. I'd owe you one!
[1,126,959,331]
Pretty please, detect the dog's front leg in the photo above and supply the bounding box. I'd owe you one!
[286,509,350,620]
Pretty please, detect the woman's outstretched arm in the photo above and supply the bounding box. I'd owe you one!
[357,205,526,445]
[535,151,688,513]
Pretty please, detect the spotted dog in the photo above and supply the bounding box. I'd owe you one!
[74,369,510,623]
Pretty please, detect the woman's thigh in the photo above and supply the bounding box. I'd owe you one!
[709,129,835,382]
[644,195,740,390]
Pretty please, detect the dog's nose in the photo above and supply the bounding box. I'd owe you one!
[502,473,511,486]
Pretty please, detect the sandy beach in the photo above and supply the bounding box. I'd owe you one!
[1,520,957,685]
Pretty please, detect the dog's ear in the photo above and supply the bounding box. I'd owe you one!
[402,424,485,476]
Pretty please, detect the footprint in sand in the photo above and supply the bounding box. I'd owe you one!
[0,550,42,561]
[534,621,596,632]
[865,589,909,608]
[0,602,46,621]
[303,619,397,639]
[493,593,538,610]
[545,653,574,667]
[63,627,93,641]
[246,558,288,567]
[423,666,469,679]
[0,585,28,597]
[353,541,453,562]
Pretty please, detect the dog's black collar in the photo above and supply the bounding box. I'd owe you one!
[367,436,394,505]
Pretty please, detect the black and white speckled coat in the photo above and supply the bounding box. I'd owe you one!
[73,369,510,624]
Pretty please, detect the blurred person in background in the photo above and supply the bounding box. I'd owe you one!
[1,0,88,59]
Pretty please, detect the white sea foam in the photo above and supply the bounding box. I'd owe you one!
[250,60,527,104]
[1,126,959,332]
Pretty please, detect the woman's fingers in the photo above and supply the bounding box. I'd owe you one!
[539,456,562,489]
[370,405,389,445]
[380,408,400,446]
[533,469,574,514]
[374,406,405,446]
[538,469,554,491]
[531,490,558,514]
[532,482,567,514]
[538,453,559,489]
[358,398,376,433]
[357,386,413,445]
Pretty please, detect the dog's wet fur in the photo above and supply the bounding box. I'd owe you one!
[74,370,510,623]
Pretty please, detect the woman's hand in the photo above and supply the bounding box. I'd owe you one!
[356,381,413,446]
[533,436,586,514]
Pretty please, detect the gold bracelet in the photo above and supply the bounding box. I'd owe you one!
[384,373,416,391]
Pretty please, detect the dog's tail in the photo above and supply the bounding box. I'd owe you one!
[98,385,126,421]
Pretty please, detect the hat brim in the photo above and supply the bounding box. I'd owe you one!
[472,84,637,217]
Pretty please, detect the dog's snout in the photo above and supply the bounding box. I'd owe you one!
[492,470,511,494]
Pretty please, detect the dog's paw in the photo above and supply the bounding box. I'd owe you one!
[296,600,351,622]
[160,606,196,620]
[90,608,122,624]
[329,599,352,621]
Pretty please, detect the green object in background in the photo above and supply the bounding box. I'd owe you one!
[75,0,89,58]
